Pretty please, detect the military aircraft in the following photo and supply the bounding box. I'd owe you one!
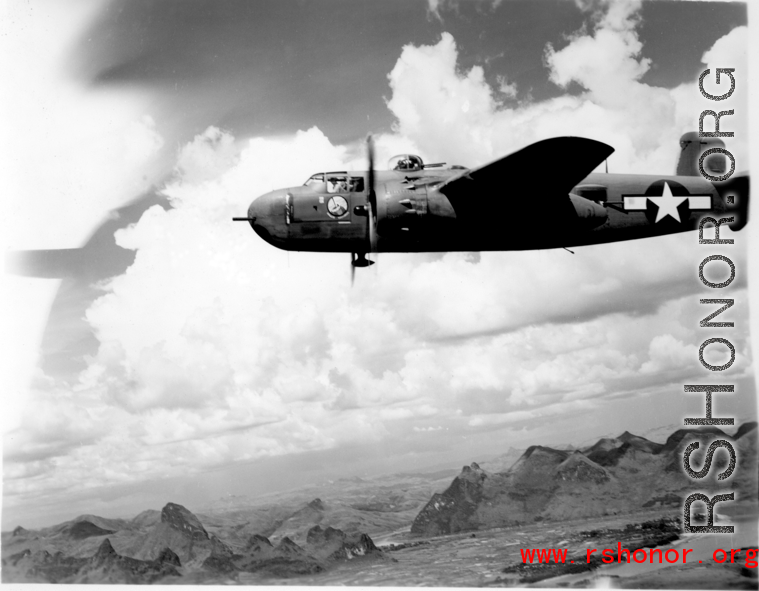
[234,133,749,281]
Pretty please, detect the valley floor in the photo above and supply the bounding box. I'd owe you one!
[198,509,758,588]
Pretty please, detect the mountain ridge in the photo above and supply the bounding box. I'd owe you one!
[3,422,756,584]
[411,422,757,536]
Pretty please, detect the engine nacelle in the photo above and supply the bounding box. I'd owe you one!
[568,193,608,229]
[377,186,427,236]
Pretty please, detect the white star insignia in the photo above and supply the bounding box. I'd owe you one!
[646,182,688,223]
[622,183,712,222]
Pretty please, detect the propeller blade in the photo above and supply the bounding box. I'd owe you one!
[366,135,379,257]
[351,136,379,285]
[5,248,87,278]
[368,207,378,255]
[367,134,375,215]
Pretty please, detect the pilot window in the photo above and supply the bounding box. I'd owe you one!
[304,174,324,187]
[327,175,349,193]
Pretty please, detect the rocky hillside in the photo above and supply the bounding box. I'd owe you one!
[2,502,385,584]
[411,422,757,536]
[3,538,182,584]
[190,469,461,549]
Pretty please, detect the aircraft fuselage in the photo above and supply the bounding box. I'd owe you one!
[246,169,733,253]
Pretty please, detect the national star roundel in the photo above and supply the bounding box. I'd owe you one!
[622,180,712,225]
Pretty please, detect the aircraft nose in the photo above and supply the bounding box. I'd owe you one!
[247,190,288,246]
[248,193,264,223]
[248,190,283,221]
[247,198,260,225]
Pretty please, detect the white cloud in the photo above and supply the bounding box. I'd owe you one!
[640,333,695,374]
[427,0,445,20]
[387,3,747,174]
[496,75,518,99]
[174,126,239,185]
[426,0,507,20]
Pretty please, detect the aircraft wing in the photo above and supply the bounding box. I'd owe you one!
[438,136,614,224]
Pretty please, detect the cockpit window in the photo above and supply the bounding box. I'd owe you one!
[305,173,363,192]
[350,176,365,193]
[326,174,349,193]
[304,173,324,187]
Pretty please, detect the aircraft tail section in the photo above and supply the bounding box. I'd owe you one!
[716,171,750,232]
[676,131,726,176]
[676,132,749,232]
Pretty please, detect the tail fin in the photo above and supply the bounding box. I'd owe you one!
[676,131,726,176]
[715,171,750,232]
[677,132,749,232]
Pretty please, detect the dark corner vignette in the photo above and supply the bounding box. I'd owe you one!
[682,66,740,535]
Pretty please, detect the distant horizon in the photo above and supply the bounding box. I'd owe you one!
[6,416,756,532]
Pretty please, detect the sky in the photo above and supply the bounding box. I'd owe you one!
[1,0,756,530]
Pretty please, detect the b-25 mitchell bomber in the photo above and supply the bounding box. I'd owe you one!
[234,134,748,279]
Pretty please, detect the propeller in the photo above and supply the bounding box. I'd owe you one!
[4,192,167,279]
[366,134,378,256]
[350,135,378,284]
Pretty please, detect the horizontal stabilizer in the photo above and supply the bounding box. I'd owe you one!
[439,137,614,225]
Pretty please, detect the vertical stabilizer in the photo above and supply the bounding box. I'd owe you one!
[677,132,726,176]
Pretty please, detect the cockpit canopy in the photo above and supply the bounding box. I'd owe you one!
[388,154,424,172]
[303,172,365,193]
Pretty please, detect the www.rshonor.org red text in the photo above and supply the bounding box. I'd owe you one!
[520,545,758,567]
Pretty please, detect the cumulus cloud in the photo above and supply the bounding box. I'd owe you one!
[4,0,752,516]
[388,3,747,174]
[426,0,505,20]
[640,334,695,374]
[174,126,240,185]
[496,75,518,99]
